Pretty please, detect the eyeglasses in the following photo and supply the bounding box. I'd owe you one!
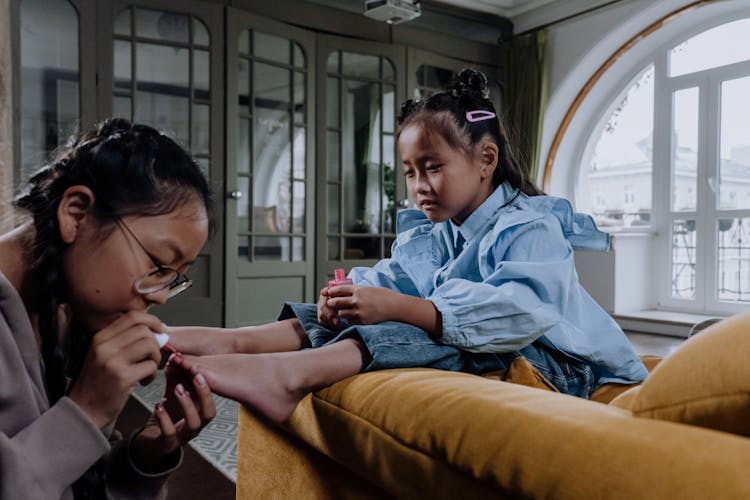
[116,218,192,299]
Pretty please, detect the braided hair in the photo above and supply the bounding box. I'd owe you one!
[397,68,543,196]
[13,118,213,499]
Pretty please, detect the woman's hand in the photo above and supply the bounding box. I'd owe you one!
[68,312,163,429]
[316,287,341,329]
[325,285,401,325]
[129,356,216,473]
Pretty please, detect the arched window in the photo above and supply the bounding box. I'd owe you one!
[577,14,750,315]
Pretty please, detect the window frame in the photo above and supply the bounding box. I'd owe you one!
[570,9,750,316]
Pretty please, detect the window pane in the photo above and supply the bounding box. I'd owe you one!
[719,76,750,210]
[237,176,250,220]
[344,237,379,260]
[135,9,189,43]
[194,18,210,46]
[135,43,190,146]
[293,71,305,124]
[293,127,305,179]
[237,58,250,109]
[717,218,750,303]
[671,219,696,300]
[292,181,305,233]
[669,19,750,77]
[238,117,250,174]
[193,50,210,98]
[343,79,381,234]
[254,236,286,261]
[327,77,340,128]
[291,237,304,261]
[327,130,340,181]
[114,40,132,92]
[254,31,289,65]
[114,96,131,120]
[293,43,305,68]
[327,52,339,74]
[383,85,395,133]
[192,104,210,155]
[253,107,291,232]
[254,62,290,111]
[672,87,698,211]
[238,30,249,55]
[328,237,340,260]
[383,58,395,82]
[422,64,453,89]
[342,52,379,79]
[584,65,654,229]
[20,0,79,181]
[114,8,131,36]
[328,185,340,233]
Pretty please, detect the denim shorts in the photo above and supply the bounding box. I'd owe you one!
[279,302,598,398]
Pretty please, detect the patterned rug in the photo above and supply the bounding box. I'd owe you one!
[132,371,238,482]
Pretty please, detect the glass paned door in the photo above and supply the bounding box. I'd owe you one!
[669,86,700,300]
[326,51,397,261]
[112,6,212,174]
[226,10,315,326]
[658,52,750,314]
[104,0,223,326]
[317,35,405,288]
[715,75,750,305]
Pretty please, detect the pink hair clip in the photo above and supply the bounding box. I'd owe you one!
[466,110,496,123]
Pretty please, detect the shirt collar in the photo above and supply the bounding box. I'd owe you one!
[452,182,517,244]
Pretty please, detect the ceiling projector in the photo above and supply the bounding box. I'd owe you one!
[364,0,421,24]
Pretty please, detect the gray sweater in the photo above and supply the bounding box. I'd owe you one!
[0,272,179,499]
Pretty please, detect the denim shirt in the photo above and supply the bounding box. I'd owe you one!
[349,182,648,385]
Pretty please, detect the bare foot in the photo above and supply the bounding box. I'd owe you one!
[168,320,309,356]
[166,327,239,355]
[171,353,306,423]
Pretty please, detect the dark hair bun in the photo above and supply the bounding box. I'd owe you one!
[97,117,133,139]
[451,68,489,100]
[397,98,423,125]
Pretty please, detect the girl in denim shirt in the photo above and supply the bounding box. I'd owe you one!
[170,69,647,423]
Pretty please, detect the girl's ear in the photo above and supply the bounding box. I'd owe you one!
[478,141,499,180]
[57,185,96,244]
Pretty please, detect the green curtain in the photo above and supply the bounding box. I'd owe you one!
[499,29,549,185]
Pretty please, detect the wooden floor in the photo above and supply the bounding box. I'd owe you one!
[116,397,236,500]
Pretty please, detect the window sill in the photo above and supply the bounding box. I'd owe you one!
[613,310,726,338]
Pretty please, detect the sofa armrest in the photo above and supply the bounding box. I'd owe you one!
[238,368,750,499]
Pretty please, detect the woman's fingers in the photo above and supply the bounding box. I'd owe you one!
[172,383,202,441]
[91,311,165,346]
[192,373,217,422]
[129,358,160,388]
[153,402,179,446]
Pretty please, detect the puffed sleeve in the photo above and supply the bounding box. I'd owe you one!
[429,215,576,353]
[348,209,434,297]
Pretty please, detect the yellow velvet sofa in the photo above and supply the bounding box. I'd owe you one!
[236,312,750,499]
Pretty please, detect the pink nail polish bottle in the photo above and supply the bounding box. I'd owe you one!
[329,268,353,287]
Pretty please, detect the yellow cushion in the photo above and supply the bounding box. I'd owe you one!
[274,368,750,499]
[620,311,750,436]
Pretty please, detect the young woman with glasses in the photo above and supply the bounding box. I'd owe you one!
[0,118,216,499]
